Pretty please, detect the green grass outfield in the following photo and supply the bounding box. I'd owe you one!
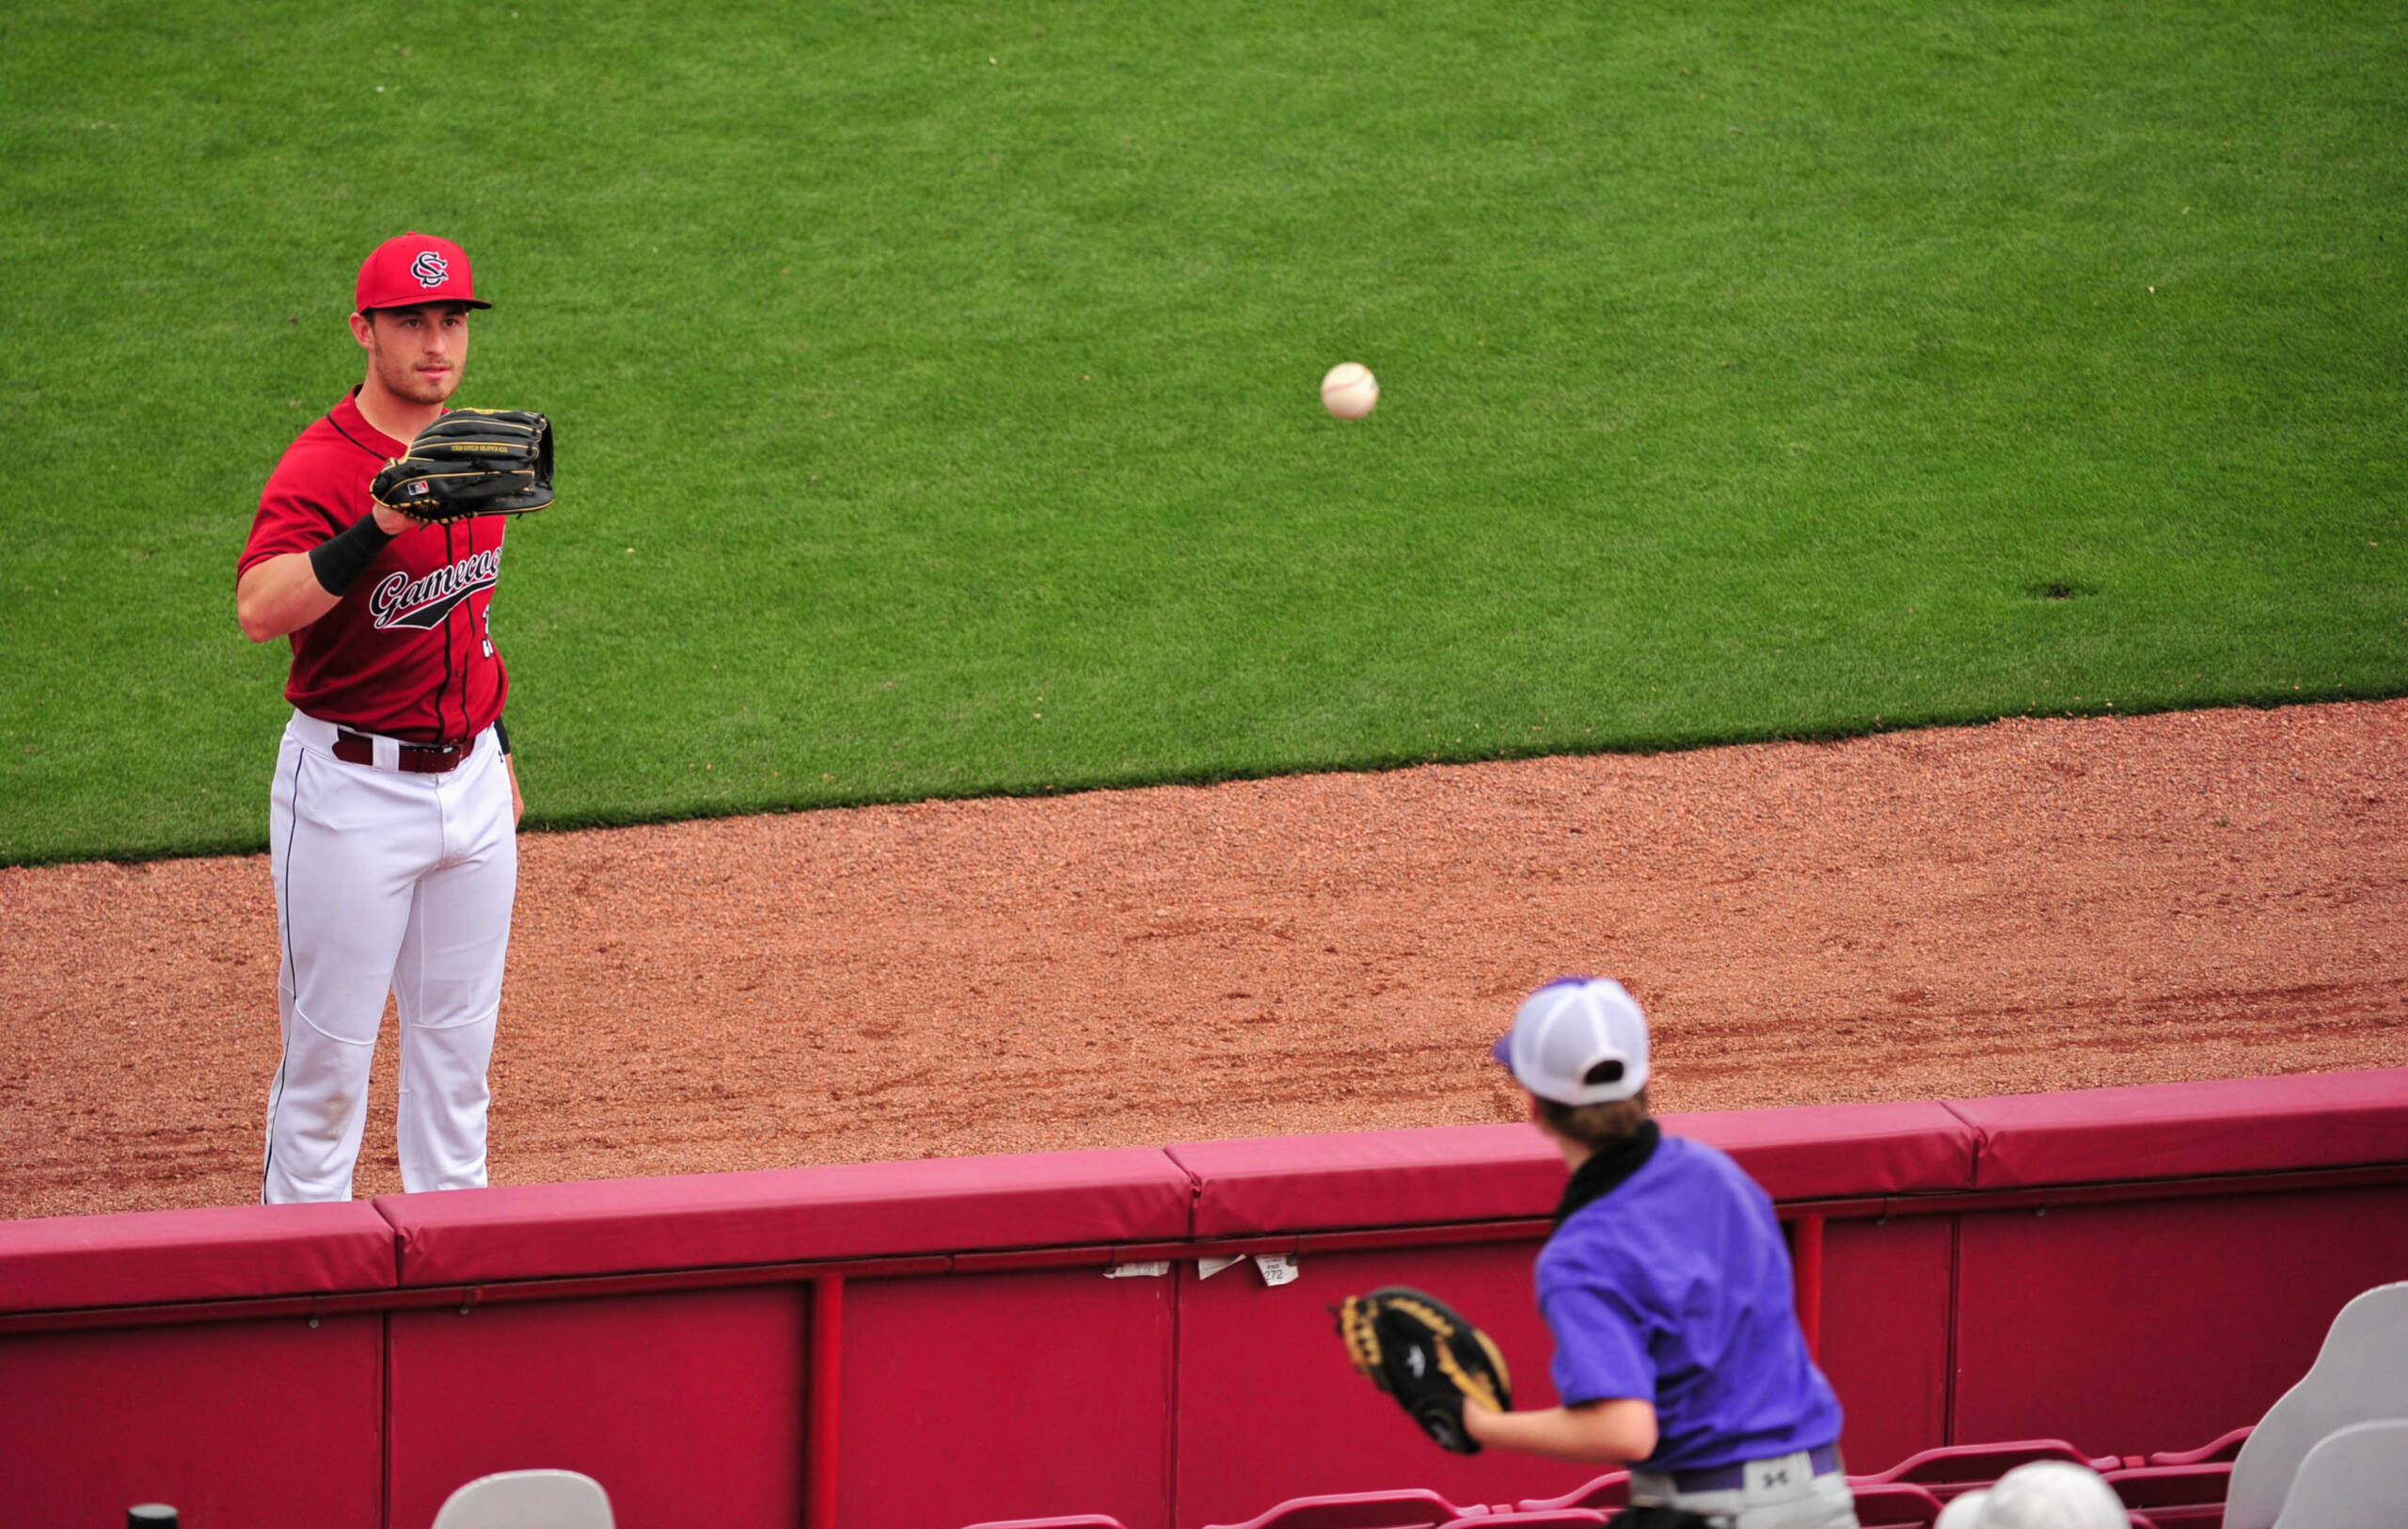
[3,0,2403,866]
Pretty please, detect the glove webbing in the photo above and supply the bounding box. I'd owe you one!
[1383,1293,1509,1412]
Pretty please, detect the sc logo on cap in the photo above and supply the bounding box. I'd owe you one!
[410,250,450,288]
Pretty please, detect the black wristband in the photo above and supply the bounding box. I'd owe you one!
[308,512,398,597]
[493,718,512,756]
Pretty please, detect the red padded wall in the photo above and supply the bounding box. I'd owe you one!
[1949,1069,2408,1187]
[1171,1125,1561,1234]
[5,1071,2401,1527]
[1174,1240,1599,1525]
[0,1314,382,1527]
[837,1268,1177,1529]
[1815,1217,1953,1473]
[1668,1102,1977,1202]
[1167,1103,1976,1239]
[386,1287,804,1529]
[1952,1182,2408,1456]
[0,1201,395,1314]
[378,1147,1193,1286]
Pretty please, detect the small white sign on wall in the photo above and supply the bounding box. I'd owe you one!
[1103,1260,1170,1279]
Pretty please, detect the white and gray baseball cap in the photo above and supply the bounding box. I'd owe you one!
[1971,1462,2128,1529]
[1491,977,1651,1106]
[1933,1489,1991,1529]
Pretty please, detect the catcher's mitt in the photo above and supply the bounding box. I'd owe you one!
[1336,1286,1513,1454]
[372,408,555,521]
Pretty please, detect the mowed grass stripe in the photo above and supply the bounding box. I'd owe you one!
[1,0,2401,863]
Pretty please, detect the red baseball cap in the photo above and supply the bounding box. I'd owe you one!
[355,231,491,313]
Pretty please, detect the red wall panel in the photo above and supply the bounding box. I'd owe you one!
[1814,1217,1953,1473]
[836,1269,1176,1529]
[1174,1241,1599,1526]
[1952,1184,2408,1457]
[0,1314,381,1527]
[387,1287,804,1529]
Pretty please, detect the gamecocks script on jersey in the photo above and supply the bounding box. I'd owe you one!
[370,547,503,631]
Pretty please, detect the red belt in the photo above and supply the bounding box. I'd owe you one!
[333,729,469,773]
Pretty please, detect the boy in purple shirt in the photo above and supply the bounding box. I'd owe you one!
[1468,978,1859,1529]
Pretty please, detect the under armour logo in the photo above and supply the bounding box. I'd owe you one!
[1762,1469,1789,1486]
[1404,1348,1426,1378]
[410,250,450,288]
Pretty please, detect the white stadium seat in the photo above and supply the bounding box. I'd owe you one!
[2224,1281,2408,1529]
[2266,1419,2408,1529]
[429,1469,615,1529]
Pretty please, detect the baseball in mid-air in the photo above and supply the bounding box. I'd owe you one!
[1321,361,1379,420]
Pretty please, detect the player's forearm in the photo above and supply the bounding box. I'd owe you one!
[236,552,344,642]
[1465,1398,1659,1463]
[237,507,419,642]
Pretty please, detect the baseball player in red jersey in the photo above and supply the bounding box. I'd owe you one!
[236,232,525,1202]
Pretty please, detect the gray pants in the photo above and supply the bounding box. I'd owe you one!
[1628,1454,1861,1529]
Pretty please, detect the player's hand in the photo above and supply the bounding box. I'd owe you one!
[1462,1399,1502,1448]
[371,502,426,535]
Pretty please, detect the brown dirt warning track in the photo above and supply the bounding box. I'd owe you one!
[3,699,2404,1221]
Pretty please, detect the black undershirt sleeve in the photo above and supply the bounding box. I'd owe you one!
[307,512,396,597]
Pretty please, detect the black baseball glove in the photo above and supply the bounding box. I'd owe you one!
[372,408,555,521]
[1336,1286,1513,1454]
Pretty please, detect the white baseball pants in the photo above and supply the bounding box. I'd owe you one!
[1628,1461,1861,1529]
[261,710,516,1203]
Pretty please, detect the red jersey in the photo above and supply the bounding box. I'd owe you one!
[240,389,510,744]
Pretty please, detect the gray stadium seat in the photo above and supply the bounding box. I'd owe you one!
[2224,1280,2408,1529]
